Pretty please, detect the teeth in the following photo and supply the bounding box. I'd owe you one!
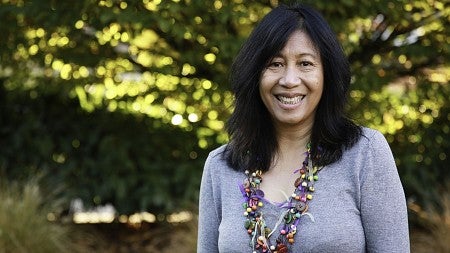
[277,95,304,104]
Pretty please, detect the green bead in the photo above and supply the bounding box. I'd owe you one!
[244,219,252,229]
[284,213,293,223]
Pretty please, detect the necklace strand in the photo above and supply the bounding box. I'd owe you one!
[241,143,321,253]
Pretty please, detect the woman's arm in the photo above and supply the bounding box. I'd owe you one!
[360,130,410,252]
[197,152,221,252]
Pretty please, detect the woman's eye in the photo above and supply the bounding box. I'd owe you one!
[299,61,313,67]
[268,62,283,68]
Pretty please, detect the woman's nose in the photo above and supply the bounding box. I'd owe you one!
[279,66,301,87]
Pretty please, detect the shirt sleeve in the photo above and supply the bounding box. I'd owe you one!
[360,130,410,252]
[197,151,221,253]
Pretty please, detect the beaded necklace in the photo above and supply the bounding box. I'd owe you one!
[240,143,321,253]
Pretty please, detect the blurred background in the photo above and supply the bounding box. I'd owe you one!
[0,0,448,252]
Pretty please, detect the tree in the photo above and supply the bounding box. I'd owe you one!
[0,0,448,214]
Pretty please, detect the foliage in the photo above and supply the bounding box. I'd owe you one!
[0,178,76,253]
[409,189,450,253]
[0,0,448,214]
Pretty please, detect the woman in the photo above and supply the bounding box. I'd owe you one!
[198,3,409,253]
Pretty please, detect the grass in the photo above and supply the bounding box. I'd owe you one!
[409,192,450,253]
[0,178,83,253]
[0,176,198,253]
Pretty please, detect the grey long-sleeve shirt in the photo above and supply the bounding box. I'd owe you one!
[197,128,410,253]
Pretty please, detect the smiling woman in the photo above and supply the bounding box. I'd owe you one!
[259,30,324,132]
[198,2,410,253]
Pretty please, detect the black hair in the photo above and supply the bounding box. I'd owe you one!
[224,3,362,172]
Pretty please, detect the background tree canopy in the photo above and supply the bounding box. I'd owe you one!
[0,0,448,215]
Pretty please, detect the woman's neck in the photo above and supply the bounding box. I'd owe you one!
[275,125,312,164]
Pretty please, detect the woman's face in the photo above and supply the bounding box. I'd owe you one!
[259,30,324,131]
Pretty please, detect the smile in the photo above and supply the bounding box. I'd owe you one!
[276,95,305,105]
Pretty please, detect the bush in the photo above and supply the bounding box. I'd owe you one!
[0,178,77,253]
[409,189,450,253]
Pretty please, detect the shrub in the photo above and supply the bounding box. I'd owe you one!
[409,190,450,253]
[0,178,76,253]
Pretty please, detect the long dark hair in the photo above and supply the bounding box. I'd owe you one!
[225,3,362,172]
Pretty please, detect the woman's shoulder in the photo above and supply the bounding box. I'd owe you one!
[202,144,242,186]
[351,127,392,155]
[203,144,229,170]
[206,144,227,163]
[208,144,227,157]
[338,127,396,176]
[359,127,389,146]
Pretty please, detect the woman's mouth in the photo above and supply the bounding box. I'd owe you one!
[276,95,305,105]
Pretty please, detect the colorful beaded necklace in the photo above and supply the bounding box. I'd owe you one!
[240,143,321,253]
